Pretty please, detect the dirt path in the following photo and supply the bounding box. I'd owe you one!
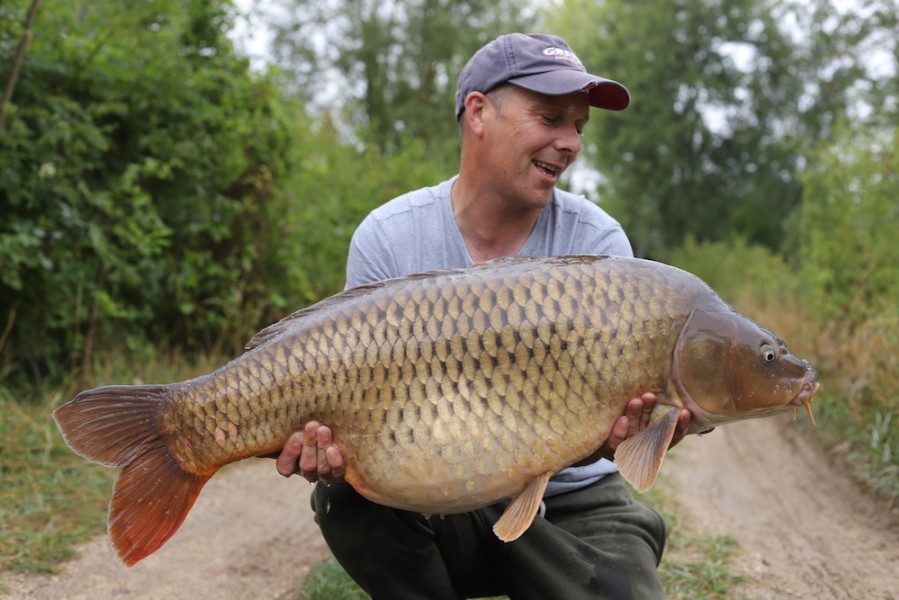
[665,414,899,600]
[3,415,898,599]
[1,461,332,600]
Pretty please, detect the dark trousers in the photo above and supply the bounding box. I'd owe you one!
[311,473,666,600]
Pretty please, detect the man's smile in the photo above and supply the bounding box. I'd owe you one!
[533,159,564,180]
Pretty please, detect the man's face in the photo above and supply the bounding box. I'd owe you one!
[482,86,591,209]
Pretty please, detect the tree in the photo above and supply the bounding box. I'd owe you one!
[0,0,306,381]
[267,0,536,160]
[275,121,450,304]
[796,123,899,324]
[546,0,897,257]
[547,0,792,256]
[0,0,42,134]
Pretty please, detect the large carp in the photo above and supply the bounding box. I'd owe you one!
[54,255,818,566]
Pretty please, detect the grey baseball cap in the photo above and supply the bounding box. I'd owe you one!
[455,33,630,120]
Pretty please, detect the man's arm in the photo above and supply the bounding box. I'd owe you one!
[345,218,397,290]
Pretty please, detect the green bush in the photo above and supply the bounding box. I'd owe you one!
[277,133,450,305]
[0,1,305,382]
[0,1,460,386]
[794,124,899,325]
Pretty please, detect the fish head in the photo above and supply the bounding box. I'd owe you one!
[672,306,819,432]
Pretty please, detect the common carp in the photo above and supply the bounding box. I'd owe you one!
[54,255,818,566]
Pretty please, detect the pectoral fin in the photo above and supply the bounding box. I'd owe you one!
[492,471,552,542]
[615,405,680,493]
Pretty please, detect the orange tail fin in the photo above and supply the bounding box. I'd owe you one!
[53,385,212,566]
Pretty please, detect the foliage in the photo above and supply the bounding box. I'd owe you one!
[277,127,450,304]
[267,0,536,162]
[792,122,899,500]
[298,557,370,600]
[545,0,897,257]
[668,238,899,506]
[547,0,793,256]
[0,350,228,575]
[666,236,799,310]
[787,0,899,134]
[0,384,113,574]
[0,0,309,382]
[793,124,899,324]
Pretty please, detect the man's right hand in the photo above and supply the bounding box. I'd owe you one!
[276,421,345,484]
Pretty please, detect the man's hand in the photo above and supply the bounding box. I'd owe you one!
[594,392,701,462]
[276,421,345,484]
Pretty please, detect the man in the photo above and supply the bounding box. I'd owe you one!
[276,33,694,599]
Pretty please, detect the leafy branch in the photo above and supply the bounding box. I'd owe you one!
[0,0,42,135]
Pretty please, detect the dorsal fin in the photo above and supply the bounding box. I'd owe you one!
[245,255,612,350]
[245,283,382,349]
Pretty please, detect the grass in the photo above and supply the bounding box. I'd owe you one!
[796,317,899,503]
[0,349,226,578]
[297,558,370,600]
[647,476,746,600]
[0,385,114,575]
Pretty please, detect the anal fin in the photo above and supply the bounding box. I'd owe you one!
[492,471,552,542]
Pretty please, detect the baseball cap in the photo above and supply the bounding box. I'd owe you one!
[455,33,630,120]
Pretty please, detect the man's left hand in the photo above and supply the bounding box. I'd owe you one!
[594,392,700,462]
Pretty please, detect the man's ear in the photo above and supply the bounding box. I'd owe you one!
[462,91,489,138]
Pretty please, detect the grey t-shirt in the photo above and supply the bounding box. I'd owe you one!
[345,176,633,495]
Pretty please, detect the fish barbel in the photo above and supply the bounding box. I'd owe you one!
[53,255,818,566]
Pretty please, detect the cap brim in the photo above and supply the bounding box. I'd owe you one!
[509,70,630,111]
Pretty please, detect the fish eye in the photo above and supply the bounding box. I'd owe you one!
[760,343,777,364]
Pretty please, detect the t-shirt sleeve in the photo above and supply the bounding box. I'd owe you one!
[345,215,398,289]
[583,223,634,258]
[537,190,636,259]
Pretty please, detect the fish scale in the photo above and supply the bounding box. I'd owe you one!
[53,255,819,566]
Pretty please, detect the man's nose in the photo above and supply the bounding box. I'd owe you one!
[555,123,582,155]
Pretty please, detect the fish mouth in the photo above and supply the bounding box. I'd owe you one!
[789,369,820,426]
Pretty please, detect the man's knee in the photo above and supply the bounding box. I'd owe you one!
[638,502,667,565]
[310,481,361,529]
